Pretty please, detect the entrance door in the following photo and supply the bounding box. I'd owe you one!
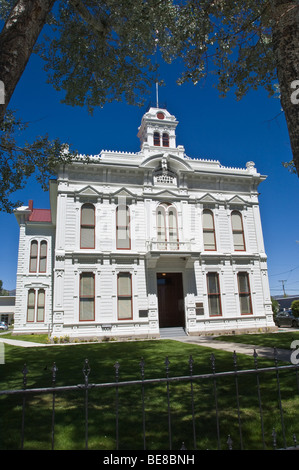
[157,273,184,328]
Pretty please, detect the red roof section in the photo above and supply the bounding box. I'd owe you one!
[27,201,51,222]
[29,209,52,223]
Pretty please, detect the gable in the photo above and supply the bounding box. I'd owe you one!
[76,186,102,197]
[112,188,136,198]
[148,189,189,201]
[227,195,247,205]
[198,194,218,204]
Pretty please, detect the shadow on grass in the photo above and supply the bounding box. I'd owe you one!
[1,340,299,450]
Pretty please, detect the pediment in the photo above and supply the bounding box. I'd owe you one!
[227,195,247,205]
[198,193,218,204]
[150,189,188,200]
[24,282,50,289]
[110,187,137,204]
[112,187,136,198]
[76,186,102,197]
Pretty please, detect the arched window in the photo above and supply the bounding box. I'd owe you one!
[157,205,167,249]
[29,241,38,273]
[154,132,160,146]
[29,240,48,273]
[39,241,47,273]
[203,210,216,251]
[156,203,179,250]
[168,207,179,249]
[81,204,95,249]
[162,133,169,147]
[231,211,245,251]
[116,205,131,249]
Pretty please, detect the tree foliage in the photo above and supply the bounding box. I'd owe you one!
[0,279,9,295]
[39,0,176,110]
[291,300,299,318]
[0,110,73,213]
[0,0,298,213]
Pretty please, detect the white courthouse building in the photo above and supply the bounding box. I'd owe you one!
[13,106,275,339]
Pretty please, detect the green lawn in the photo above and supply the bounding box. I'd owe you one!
[1,338,298,450]
[1,332,50,343]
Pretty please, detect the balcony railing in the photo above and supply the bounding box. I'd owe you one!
[146,240,195,252]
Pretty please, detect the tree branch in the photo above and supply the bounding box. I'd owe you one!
[69,0,107,34]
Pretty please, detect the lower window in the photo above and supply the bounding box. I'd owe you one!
[207,273,222,316]
[238,272,252,314]
[27,289,45,322]
[117,272,133,320]
[80,273,95,321]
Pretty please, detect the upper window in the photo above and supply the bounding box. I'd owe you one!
[29,241,38,272]
[116,205,131,249]
[154,132,160,146]
[238,272,252,315]
[79,272,95,321]
[29,240,48,273]
[157,205,166,249]
[156,203,179,250]
[231,211,245,251]
[39,241,47,273]
[162,133,169,147]
[80,204,95,249]
[203,210,216,251]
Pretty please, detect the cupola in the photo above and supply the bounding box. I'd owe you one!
[137,107,178,151]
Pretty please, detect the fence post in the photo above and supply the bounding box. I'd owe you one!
[51,363,58,450]
[233,351,243,450]
[210,353,220,450]
[165,357,172,450]
[274,348,287,449]
[82,359,91,450]
[140,357,146,450]
[114,361,120,450]
[253,350,266,449]
[20,364,28,450]
[189,355,197,450]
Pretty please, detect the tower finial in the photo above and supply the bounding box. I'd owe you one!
[154,29,159,108]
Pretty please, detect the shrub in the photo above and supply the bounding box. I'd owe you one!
[291,300,299,318]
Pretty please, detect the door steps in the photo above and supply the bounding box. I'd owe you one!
[159,327,187,338]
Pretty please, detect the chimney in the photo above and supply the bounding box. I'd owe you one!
[28,200,33,212]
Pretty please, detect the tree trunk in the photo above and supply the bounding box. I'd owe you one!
[272,0,299,176]
[0,0,56,123]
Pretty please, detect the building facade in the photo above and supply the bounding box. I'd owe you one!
[14,107,275,339]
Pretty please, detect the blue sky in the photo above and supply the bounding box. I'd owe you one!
[0,48,298,297]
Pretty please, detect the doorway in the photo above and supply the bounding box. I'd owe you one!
[157,272,185,328]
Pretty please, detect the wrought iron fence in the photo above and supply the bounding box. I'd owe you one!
[1,347,299,450]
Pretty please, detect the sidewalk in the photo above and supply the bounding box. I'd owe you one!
[0,337,49,347]
[176,336,292,363]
